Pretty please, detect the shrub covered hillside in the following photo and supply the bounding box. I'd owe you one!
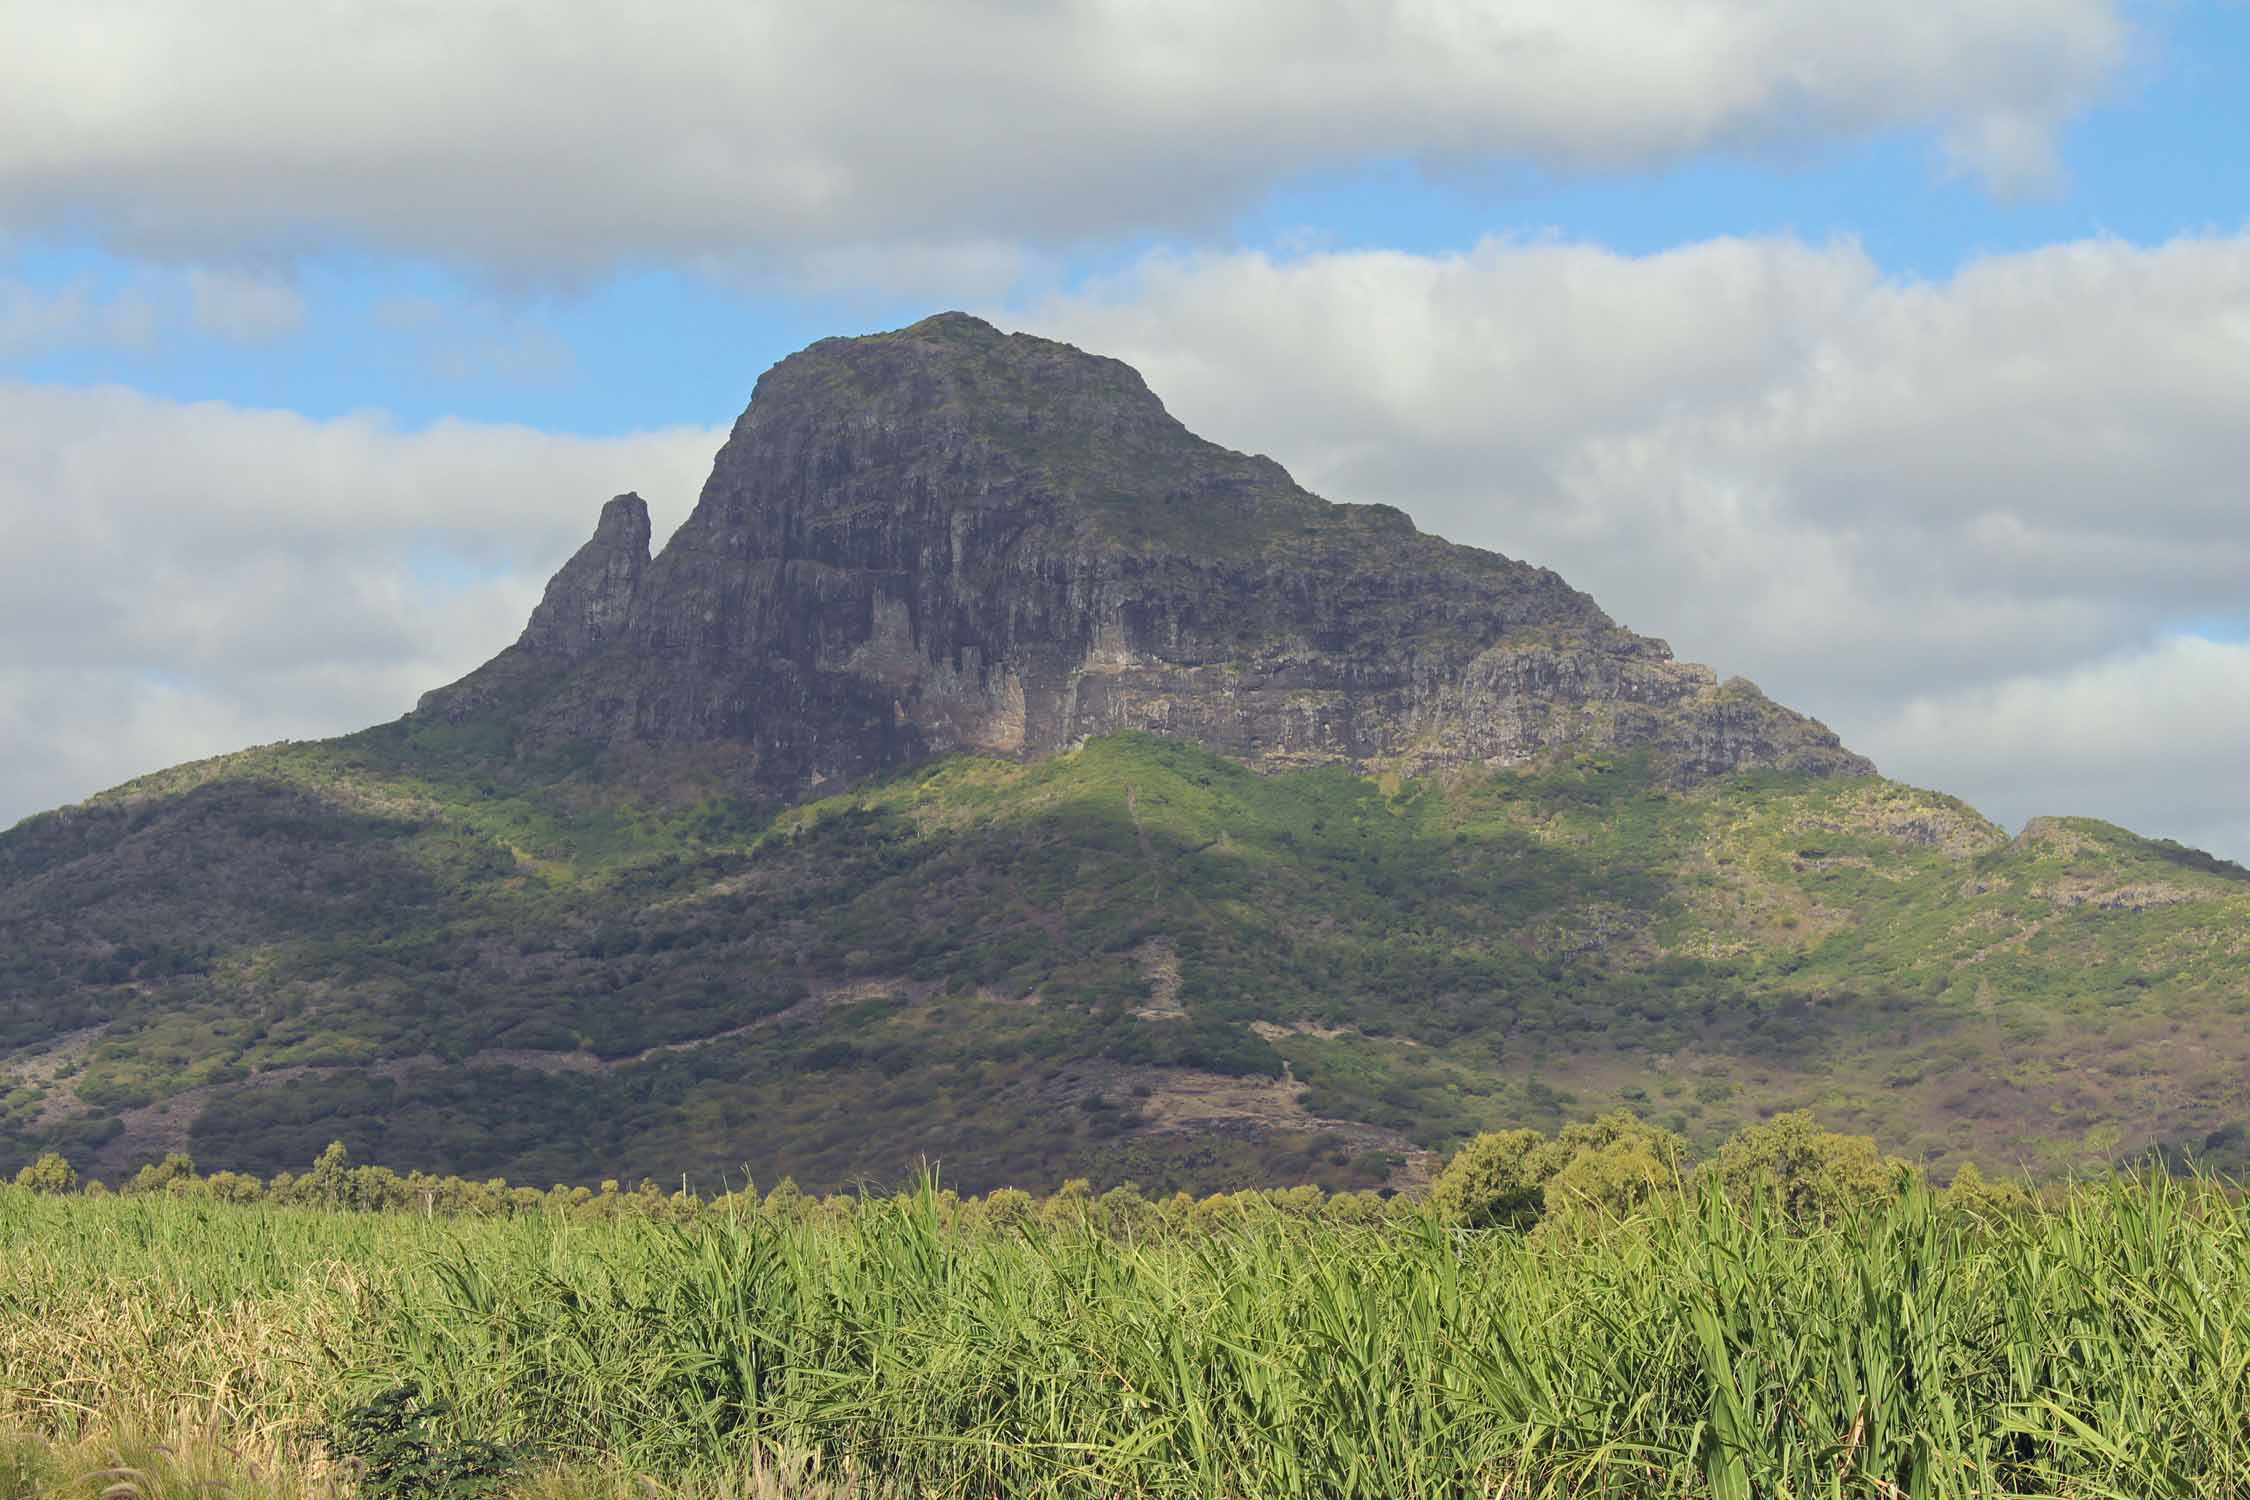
[4,1120,2248,1497]
[6,726,2250,1193]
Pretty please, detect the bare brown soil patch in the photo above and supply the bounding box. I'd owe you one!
[1248,1019,1407,1044]
[1082,1065,1438,1189]
[1130,939,1186,1020]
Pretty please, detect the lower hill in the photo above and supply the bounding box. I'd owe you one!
[5,724,2247,1192]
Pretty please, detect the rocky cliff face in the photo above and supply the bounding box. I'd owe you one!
[521,492,649,663]
[419,312,1869,794]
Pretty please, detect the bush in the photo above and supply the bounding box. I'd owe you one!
[1532,1113,1689,1239]
[1943,1159,2033,1219]
[1709,1110,1904,1221]
[1431,1113,1689,1236]
[319,1382,523,1500]
[126,1151,197,1195]
[1429,1128,1546,1229]
[204,1168,266,1204]
[12,1151,74,1193]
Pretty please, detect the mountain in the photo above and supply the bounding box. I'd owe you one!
[4,314,2247,1193]
[416,312,1866,791]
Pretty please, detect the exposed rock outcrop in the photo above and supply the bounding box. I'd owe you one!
[418,313,1870,794]
[520,492,649,663]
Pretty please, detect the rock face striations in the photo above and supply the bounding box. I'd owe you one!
[522,492,651,660]
[419,313,1868,795]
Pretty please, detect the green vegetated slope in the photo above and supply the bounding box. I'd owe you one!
[4,723,2248,1192]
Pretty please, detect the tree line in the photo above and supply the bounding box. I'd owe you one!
[10,1108,2050,1235]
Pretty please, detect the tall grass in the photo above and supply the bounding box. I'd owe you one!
[5,1176,2248,1496]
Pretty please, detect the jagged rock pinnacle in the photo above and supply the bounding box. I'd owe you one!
[519,492,650,663]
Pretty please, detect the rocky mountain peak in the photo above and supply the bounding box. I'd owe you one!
[417,316,1872,796]
[517,492,650,663]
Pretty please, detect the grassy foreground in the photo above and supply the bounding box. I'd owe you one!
[5,1174,2250,1497]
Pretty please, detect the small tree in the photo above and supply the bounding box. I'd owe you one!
[1710,1111,1904,1222]
[1533,1114,1689,1240]
[1321,1189,1387,1226]
[1039,1177,1094,1230]
[1943,1159,2032,1219]
[1434,1113,1690,1238]
[978,1185,1036,1232]
[347,1163,412,1213]
[761,1176,808,1223]
[203,1169,266,1205]
[1188,1191,1245,1234]
[297,1140,353,1208]
[1099,1182,1155,1235]
[127,1151,198,1196]
[13,1152,76,1193]
[1429,1128,1546,1230]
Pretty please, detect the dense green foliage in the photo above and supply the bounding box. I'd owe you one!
[1428,1111,1698,1235]
[5,1160,2249,1497]
[317,1384,524,1500]
[7,728,2250,1193]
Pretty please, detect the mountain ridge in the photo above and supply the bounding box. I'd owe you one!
[416,311,1869,798]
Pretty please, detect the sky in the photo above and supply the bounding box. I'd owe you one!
[3,0,2247,859]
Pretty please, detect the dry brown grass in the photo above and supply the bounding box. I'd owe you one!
[0,1422,886,1498]
[0,1215,888,1496]
[0,1416,346,1500]
[0,1242,358,1452]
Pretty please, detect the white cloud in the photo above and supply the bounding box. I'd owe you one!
[369,291,578,385]
[752,239,1040,305]
[1871,635,2250,860]
[186,267,305,341]
[420,323,579,387]
[0,275,156,354]
[0,383,720,825]
[1014,230,2250,857]
[1940,109,2067,196]
[0,0,2127,275]
[3,265,304,352]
